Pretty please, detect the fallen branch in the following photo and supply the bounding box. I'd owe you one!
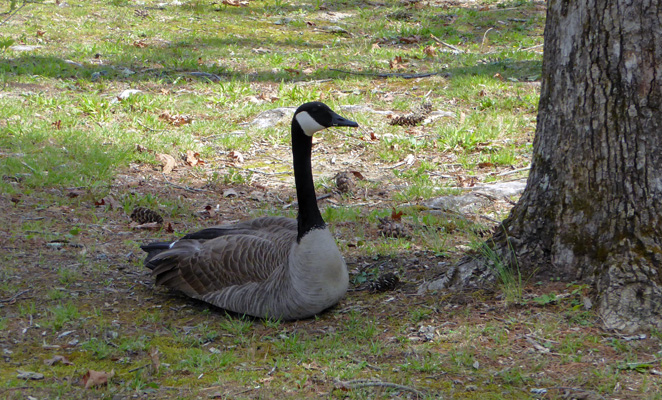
[345,356,382,371]
[284,193,332,209]
[0,289,31,304]
[336,379,424,398]
[497,166,530,176]
[0,1,31,28]
[521,44,544,51]
[161,173,208,193]
[329,68,443,79]
[430,34,464,53]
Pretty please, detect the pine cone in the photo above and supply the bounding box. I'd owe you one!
[134,9,149,18]
[377,217,408,238]
[335,171,355,194]
[388,101,432,127]
[368,272,400,293]
[388,114,425,126]
[130,207,163,225]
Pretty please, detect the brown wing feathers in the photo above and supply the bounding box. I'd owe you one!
[148,224,297,298]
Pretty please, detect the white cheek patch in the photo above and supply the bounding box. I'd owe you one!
[295,111,326,136]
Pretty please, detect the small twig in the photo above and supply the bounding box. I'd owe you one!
[0,1,30,28]
[136,120,165,133]
[128,364,149,373]
[329,68,443,79]
[294,78,333,85]
[245,168,290,176]
[478,214,500,224]
[20,161,36,173]
[430,34,464,53]
[545,386,607,400]
[346,356,382,371]
[497,166,530,176]
[161,173,208,193]
[283,193,332,209]
[227,387,255,396]
[0,289,31,303]
[481,27,494,52]
[521,43,544,52]
[336,379,424,398]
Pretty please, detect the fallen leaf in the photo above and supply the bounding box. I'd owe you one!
[478,162,495,169]
[493,72,504,81]
[252,47,270,54]
[423,45,437,57]
[223,0,249,6]
[17,371,44,380]
[129,221,161,230]
[257,92,279,102]
[82,369,114,389]
[404,154,416,166]
[369,131,379,141]
[456,175,477,187]
[223,188,238,198]
[391,208,403,221]
[67,189,85,198]
[44,355,73,366]
[398,35,422,44]
[248,191,265,201]
[155,153,176,174]
[133,39,148,48]
[389,55,408,70]
[149,347,160,373]
[229,151,244,163]
[185,150,204,166]
[159,112,193,126]
[349,170,366,180]
[371,43,381,50]
[95,195,120,210]
[117,89,142,100]
[198,204,217,219]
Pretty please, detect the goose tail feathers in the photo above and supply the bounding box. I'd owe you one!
[140,241,174,269]
[142,241,203,297]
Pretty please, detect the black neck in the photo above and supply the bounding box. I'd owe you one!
[291,120,325,242]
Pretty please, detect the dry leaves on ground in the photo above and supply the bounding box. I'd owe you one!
[389,56,407,70]
[150,347,160,373]
[44,355,74,366]
[82,369,114,389]
[155,153,176,174]
[159,112,193,126]
[223,0,249,6]
[229,150,244,163]
[94,195,121,209]
[186,150,204,166]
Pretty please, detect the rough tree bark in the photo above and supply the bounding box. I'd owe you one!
[424,0,662,332]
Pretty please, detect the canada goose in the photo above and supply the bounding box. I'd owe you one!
[141,102,359,320]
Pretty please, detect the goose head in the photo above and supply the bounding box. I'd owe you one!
[293,102,359,137]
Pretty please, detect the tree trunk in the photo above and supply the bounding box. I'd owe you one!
[425,0,662,332]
